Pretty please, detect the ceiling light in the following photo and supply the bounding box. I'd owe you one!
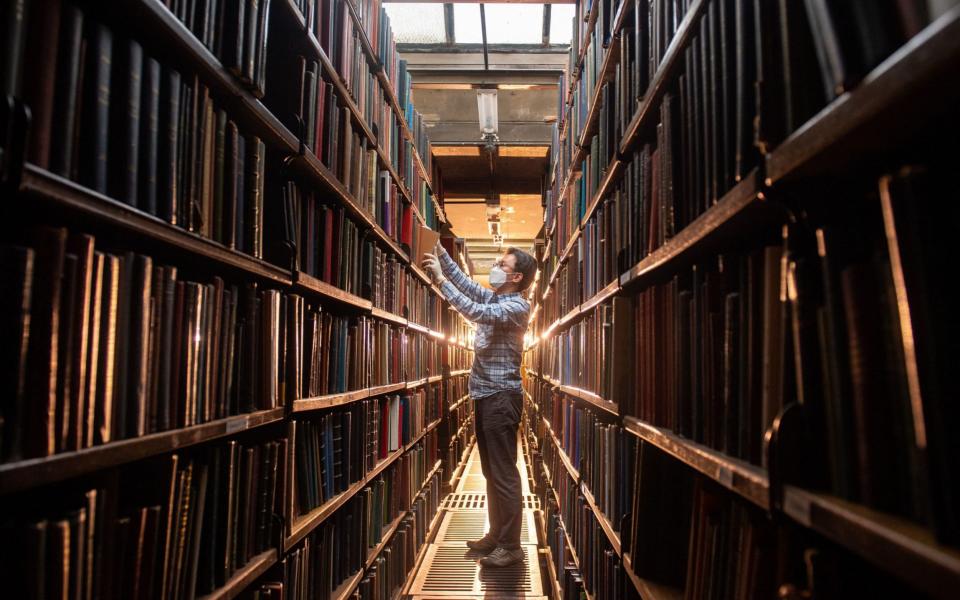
[477,89,498,139]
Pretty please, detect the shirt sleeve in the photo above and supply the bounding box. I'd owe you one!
[438,246,493,304]
[439,280,529,327]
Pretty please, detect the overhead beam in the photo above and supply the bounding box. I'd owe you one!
[443,3,454,44]
[542,4,551,45]
[480,4,489,71]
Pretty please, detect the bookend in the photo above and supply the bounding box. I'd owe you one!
[0,94,29,193]
[765,402,809,513]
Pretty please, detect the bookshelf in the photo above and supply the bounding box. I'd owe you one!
[0,0,470,598]
[529,1,960,599]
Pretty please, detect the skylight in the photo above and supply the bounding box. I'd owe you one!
[383,2,576,46]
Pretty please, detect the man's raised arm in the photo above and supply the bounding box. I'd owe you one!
[435,243,493,304]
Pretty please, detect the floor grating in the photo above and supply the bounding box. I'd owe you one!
[407,441,548,600]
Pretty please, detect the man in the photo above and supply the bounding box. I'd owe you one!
[422,243,536,568]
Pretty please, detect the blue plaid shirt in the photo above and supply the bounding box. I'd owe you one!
[438,249,529,399]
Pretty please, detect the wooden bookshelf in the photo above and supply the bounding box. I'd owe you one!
[20,166,293,286]
[557,385,619,418]
[619,0,707,156]
[199,549,278,600]
[0,407,285,494]
[542,417,582,483]
[764,7,960,185]
[780,486,960,599]
[286,446,404,551]
[340,0,447,223]
[618,169,765,287]
[530,1,960,596]
[623,416,769,510]
[621,554,683,600]
[580,485,621,556]
[1,1,468,597]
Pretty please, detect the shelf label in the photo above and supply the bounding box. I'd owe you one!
[227,418,247,434]
[784,492,812,527]
[718,466,733,488]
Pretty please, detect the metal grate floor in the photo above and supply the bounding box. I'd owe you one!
[406,443,548,599]
[442,492,540,511]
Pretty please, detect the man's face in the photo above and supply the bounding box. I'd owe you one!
[492,253,521,286]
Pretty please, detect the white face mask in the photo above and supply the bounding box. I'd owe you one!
[489,266,508,290]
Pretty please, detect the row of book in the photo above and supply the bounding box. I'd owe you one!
[292,398,436,516]
[164,0,272,98]
[543,0,954,314]
[1,437,286,599]
[355,470,442,599]
[445,343,473,372]
[444,375,468,411]
[285,303,444,400]
[539,440,636,600]
[0,227,282,462]
[621,439,922,598]
[280,463,441,600]
[544,507,587,600]
[291,0,439,227]
[282,182,444,329]
[540,162,960,545]
[539,384,636,537]
[16,4,270,257]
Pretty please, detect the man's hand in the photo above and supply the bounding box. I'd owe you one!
[421,252,444,283]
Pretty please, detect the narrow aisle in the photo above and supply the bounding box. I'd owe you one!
[402,437,549,599]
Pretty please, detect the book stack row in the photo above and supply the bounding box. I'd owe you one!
[293,400,380,514]
[281,493,366,600]
[0,227,282,463]
[164,0,272,98]
[545,507,587,600]
[1,437,286,599]
[402,331,443,382]
[444,375,468,410]
[445,344,473,372]
[625,439,924,598]
[356,470,443,600]
[553,394,636,538]
[20,4,269,257]
[543,432,636,600]
[293,394,433,516]
[280,432,439,600]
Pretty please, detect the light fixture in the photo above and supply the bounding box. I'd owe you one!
[477,89,498,142]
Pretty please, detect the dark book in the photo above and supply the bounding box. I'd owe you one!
[54,252,77,454]
[139,56,161,215]
[78,22,111,194]
[245,136,265,258]
[22,0,61,168]
[1,0,28,96]
[878,168,960,543]
[158,67,181,223]
[25,226,67,457]
[108,37,143,205]
[126,254,153,438]
[49,2,84,178]
[0,245,35,461]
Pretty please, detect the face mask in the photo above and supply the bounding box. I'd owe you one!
[489,266,508,290]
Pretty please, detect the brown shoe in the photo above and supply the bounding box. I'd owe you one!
[466,535,497,554]
[479,546,524,567]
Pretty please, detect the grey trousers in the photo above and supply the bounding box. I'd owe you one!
[474,390,524,550]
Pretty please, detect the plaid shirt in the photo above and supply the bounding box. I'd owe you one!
[438,249,529,399]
